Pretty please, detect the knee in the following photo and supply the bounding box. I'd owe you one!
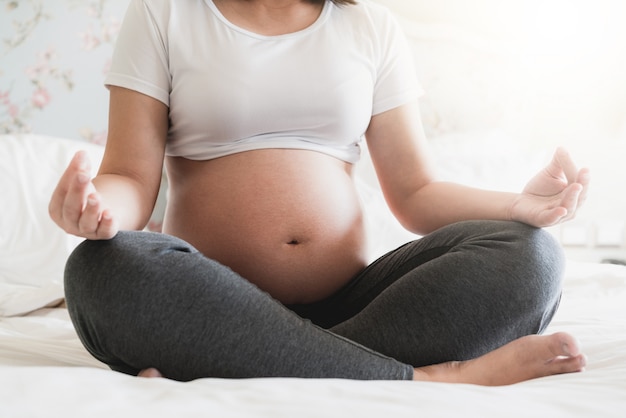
[63,236,128,368]
[63,233,140,327]
[66,231,192,303]
[64,232,137,299]
[498,222,565,330]
[464,220,565,286]
[445,220,565,296]
[63,231,194,372]
[507,222,565,287]
[64,238,110,301]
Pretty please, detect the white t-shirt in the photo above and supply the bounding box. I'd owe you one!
[105,0,422,163]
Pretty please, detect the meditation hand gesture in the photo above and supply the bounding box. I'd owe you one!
[48,151,118,240]
[510,147,590,228]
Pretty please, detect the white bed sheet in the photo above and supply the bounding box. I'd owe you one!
[1,261,625,418]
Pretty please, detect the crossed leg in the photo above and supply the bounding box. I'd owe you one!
[140,332,585,385]
[68,224,585,385]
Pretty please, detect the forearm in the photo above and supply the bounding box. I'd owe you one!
[92,173,157,231]
[395,181,518,235]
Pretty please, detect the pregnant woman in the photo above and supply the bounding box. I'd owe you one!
[50,0,588,385]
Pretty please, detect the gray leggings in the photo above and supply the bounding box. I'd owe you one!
[64,220,564,382]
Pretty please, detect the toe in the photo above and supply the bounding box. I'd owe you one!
[547,332,582,358]
[138,368,163,378]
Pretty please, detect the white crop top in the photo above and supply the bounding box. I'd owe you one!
[105,0,422,163]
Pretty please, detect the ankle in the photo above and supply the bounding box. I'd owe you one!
[412,362,463,383]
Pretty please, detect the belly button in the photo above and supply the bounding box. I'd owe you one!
[287,239,300,245]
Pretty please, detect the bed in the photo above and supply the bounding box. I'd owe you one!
[1,133,626,417]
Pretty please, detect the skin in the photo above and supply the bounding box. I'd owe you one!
[49,0,590,385]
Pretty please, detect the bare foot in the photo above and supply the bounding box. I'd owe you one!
[137,368,163,378]
[413,332,586,386]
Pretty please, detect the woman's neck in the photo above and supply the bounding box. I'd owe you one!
[212,0,325,36]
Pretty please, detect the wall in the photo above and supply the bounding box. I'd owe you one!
[0,0,127,142]
[379,0,626,146]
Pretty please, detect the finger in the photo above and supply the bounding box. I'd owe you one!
[554,147,580,185]
[77,193,104,235]
[575,167,591,208]
[49,151,90,222]
[576,167,591,187]
[61,167,95,227]
[76,195,118,240]
[59,151,92,196]
[558,183,583,221]
[537,207,567,227]
[95,209,118,240]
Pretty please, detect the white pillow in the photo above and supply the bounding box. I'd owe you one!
[0,134,104,316]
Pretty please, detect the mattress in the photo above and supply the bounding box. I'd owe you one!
[1,261,625,417]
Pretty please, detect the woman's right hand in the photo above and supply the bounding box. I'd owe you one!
[49,151,118,240]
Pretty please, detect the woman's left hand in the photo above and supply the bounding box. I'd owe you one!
[510,147,590,228]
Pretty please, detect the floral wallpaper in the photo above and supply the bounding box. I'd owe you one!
[0,0,127,143]
[0,0,168,230]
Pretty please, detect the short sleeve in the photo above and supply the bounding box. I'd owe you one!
[371,10,423,115]
[104,0,171,106]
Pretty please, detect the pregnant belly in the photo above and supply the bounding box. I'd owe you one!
[163,150,369,304]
